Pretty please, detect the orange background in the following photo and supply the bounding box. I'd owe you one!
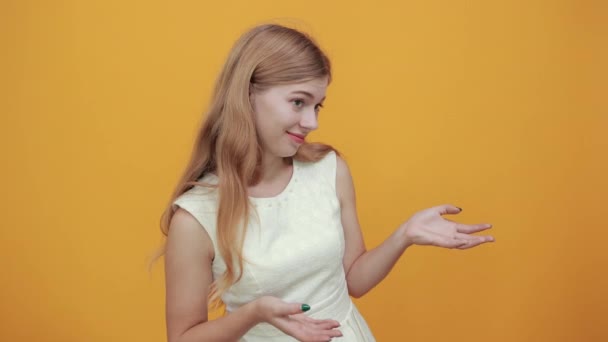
[2,0,606,341]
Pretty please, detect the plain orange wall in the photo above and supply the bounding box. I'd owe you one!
[2,0,606,341]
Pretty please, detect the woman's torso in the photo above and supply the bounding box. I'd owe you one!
[172,151,375,341]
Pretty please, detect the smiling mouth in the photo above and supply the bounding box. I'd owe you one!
[287,132,305,139]
[287,132,305,143]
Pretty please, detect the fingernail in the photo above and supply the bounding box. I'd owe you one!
[457,207,463,211]
[301,304,310,312]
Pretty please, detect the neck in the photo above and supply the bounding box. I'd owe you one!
[258,152,292,184]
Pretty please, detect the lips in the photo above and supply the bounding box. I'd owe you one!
[287,131,306,144]
[287,132,306,139]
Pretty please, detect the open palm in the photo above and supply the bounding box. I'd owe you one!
[271,313,342,342]
[402,204,494,249]
[257,296,342,342]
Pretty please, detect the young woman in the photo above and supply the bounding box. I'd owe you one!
[157,23,494,342]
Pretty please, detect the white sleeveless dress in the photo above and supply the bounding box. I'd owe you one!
[172,151,376,341]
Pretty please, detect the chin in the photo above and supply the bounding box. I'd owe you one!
[281,149,298,158]
[276,146,299,158]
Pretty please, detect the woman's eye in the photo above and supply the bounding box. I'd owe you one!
[292,99,323,112]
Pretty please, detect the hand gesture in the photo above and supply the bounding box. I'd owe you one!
[256,296,342,342]
[401,204,494,249]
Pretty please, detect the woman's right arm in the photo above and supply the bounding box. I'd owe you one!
[165,208,261,342]
[165,208,342,342]
[165,208,343,342]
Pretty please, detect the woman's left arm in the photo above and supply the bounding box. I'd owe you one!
[336,156,495,298]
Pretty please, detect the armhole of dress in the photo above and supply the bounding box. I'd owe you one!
[326,150,338,199]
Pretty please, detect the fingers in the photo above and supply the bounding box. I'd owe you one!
[316,328,343,339]
[266,298,342,341]
[278,302,310,316]
[455,222,493,234]
[433,232,470,248]
[440,207,493,235]
[295,315,340,328]
[453,232,495,249]
[286,315,343,341]
[313,320,341,331]
[435,204,462,215]
[431,230,495,249]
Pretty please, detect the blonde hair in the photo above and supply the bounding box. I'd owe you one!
[149,23,339,309]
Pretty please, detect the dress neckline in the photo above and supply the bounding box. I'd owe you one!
[248,159,298,203]
[203,159,299,204]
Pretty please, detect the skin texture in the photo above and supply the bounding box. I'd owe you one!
[248,77,328,189]
[165,77,343,342]
[335,155,494,298]
[165,76,494,342]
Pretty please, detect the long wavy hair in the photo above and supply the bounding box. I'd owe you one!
[148,23,339,309]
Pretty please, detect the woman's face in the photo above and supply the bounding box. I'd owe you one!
[250,76,328,158]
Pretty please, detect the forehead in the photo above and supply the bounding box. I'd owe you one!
[274,77,329,96]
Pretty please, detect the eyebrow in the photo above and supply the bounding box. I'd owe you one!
[290,90,326,102]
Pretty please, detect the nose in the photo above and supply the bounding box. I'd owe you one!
[299,108,318,131]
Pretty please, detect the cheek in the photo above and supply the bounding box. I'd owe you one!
[254,113,284,141]
[259,109,291,129]
[252,99,293,137]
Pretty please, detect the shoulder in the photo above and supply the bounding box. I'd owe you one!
[168,208,215,259]
[335,153,349,174]
[335,154,355,205]
[170,207,202,229]
[335,154,350,183]
[169,208,209,241]
[172,176,220,208]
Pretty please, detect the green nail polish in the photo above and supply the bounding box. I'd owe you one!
[301,304,310,312]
